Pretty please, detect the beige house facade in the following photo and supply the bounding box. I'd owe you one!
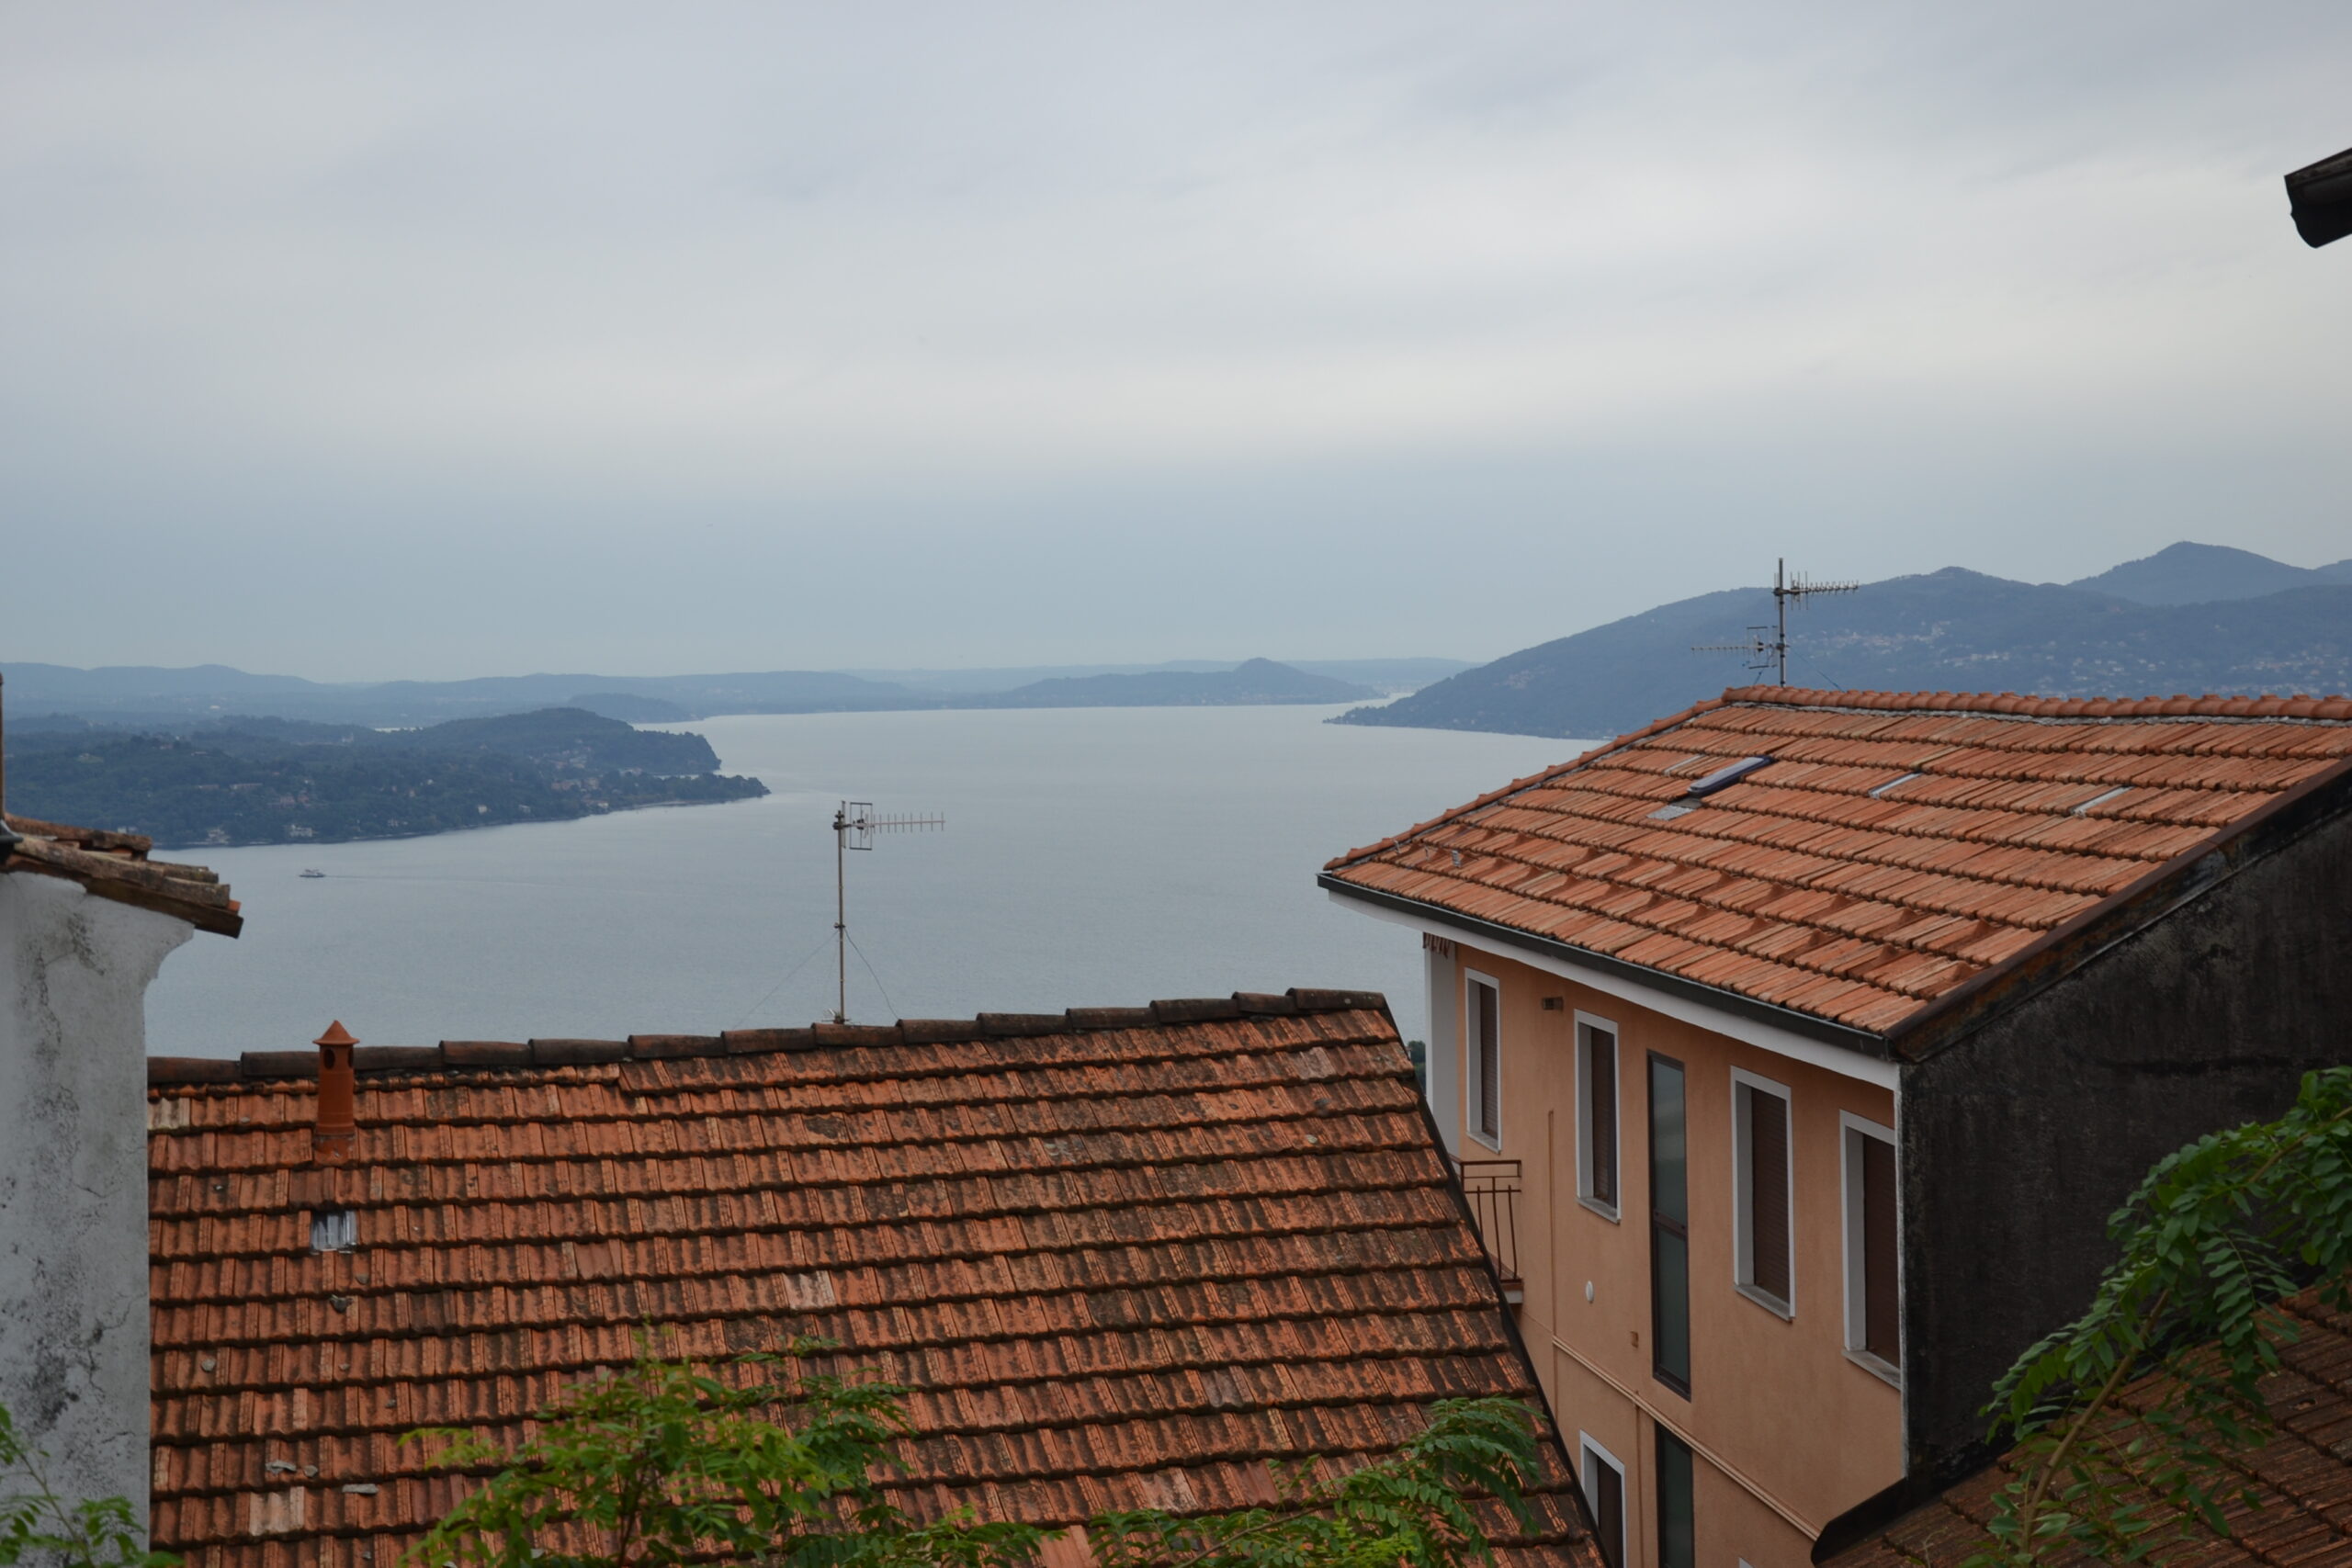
[1323,687,2352,1565]
[1408,924,1902,1568]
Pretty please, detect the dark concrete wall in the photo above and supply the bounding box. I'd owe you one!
[1900,795,2352,1472]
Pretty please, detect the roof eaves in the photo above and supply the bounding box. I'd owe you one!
[4,833,243,938]
[1317,871,1894,1060]
[1884,747,2352,1061]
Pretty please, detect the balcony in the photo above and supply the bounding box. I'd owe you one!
[1455,1158,1524,1305]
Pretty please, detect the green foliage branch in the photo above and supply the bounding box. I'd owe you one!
[1968,1066,2352,1565]
[407,1337,1547,1568]
[0,1403,177,1568]
[1088,1397,1542,1568]
[404,1337,1045,1568]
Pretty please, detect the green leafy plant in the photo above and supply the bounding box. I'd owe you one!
[1089,1396,1543,1568]
[1968,1066,2352,1565]
[0,1403,177,1568]
[409,1337,1549,1568]
[402,1336,1047,1568]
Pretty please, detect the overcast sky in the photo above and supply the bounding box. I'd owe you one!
[6,3,2348,681]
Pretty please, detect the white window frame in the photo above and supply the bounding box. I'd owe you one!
[1577,1433,1626,1568]
[1840,1111,1901,1385]
[1575,1011,1621,1221]
[1729,1066,1795,1319]
[1464,969,1502,1151]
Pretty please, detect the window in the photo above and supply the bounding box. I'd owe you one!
[1655,1427,1695,1568]
[1576,1016,1620,1217]
[1579,1437,1625,1568]
[1649,1054,1690,1395]
[1731,1069,1793,1315]
[1466,973,1501,1149]
[1842,1113,1901,1378]
[311,1209,356,1253]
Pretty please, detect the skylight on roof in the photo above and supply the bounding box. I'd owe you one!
[1686,756,1772,798]
[2073,786,2132,817]
[1869,772,1924,799]
[311,1210,356,1253]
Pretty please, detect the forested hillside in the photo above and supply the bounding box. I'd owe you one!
[10,708,764,847]
[1340,562,2352,740]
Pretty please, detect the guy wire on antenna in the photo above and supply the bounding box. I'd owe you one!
[829,800,944,1026]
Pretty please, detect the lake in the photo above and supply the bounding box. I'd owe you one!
[145,705,1581,1057]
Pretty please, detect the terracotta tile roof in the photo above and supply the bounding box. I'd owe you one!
[3,811,241,936]
[1322,688,2352,1040]
[1826,1284,2352,1566]
[145,991,1600,1568]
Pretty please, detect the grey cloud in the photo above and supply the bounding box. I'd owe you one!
[3,2,2348,679]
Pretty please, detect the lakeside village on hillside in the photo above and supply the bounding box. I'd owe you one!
[6,676,2352,1568]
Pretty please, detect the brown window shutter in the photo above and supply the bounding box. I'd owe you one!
[1476,986,1499,1138]
[1750,1091,1790,1302]
[1590,1038,1616,1207]
[1863,1134,1900,1364]
[1591,1461,1623,1568]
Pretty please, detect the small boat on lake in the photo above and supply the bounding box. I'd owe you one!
[299,869,325,879]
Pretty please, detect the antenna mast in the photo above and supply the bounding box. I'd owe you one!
[831,801,944,1025]
[1692,558,1860,684]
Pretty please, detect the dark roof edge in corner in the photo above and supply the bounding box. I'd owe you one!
[1809,1442,2000,1563]
[1888,751,2352,1062]
[1319,874,1892,1060]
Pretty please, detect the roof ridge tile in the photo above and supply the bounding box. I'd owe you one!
[152,990,1398,1086]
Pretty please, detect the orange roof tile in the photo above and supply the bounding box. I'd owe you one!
[146,993,1600,1568]
[4,812,240,936]
[1825,1284,2352,1566]
[1322,689,2352,1039]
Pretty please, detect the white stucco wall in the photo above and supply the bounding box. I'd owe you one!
[0,873,191,1529]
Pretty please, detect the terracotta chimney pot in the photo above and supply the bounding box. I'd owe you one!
[314,1021,357,1162]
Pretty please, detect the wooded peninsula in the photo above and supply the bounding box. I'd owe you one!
[9,708,766,849]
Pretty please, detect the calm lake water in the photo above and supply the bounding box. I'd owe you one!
[146,705,1580,1058]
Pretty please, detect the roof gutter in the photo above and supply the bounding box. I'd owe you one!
[1317,873,1893,1061]
[1886,750,2352,1062]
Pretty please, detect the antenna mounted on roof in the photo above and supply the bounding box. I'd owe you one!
[1693,558,1859,685]
[830,801,944,1026]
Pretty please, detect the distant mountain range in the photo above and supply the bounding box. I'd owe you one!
[0,656,1429,728]
[1338,542,2352,740]
[2067,541,2352,604]
[976,658,1372,707]
[842,657,1464,696]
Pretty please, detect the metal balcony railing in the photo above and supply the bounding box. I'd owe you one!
[1455,1158,1523,1297]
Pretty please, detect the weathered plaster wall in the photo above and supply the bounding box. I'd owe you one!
[0,873,190,1527]
[1904,802,2352,1473]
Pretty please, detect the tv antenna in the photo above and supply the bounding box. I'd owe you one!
[1693,558,1860,685]
[830,801,944,1025]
